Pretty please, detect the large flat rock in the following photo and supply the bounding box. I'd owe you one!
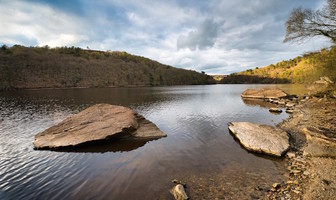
[241,88,287,99]
[228,122,289,157]
[34,104,166,150]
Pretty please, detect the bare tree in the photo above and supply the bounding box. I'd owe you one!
[284,0,336,43]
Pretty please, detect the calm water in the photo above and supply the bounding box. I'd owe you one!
[0,85,303,199]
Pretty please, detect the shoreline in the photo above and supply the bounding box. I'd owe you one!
[0,83,220,91]
[267,96,336,199]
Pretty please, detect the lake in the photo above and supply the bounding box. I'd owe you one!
[0,84,305,199]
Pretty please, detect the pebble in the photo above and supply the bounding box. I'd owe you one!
[287,152,295,158]
[293,189,300,194]
[278,101,286,105]
[303,171,310,176]
[290,169,301,174]
[286,109,294,114]
[269,107,282,113]
[273,183,280,189]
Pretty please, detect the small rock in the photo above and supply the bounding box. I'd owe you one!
[250,191,261,199]
[273,183,280,189]
[293,189,300,194]
[286,102,295,107]
[255,186,263,191]
[303,171,310,176]
[287,152,296,158]
[269,107,282,113]
[322,179,332,185]
[286,109,294,114]
[278,100,286,105]
[290,169,301,175]
[170,184,188,200]
[293,180,299,185]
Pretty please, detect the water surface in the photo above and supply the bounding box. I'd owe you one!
[0,84,301,199]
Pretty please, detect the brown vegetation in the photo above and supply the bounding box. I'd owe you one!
[0,45,215,90]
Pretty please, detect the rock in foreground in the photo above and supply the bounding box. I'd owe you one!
[228,122,289,157]
[170,184,188,200]
[34,104,166,150]
[241,88,287,99]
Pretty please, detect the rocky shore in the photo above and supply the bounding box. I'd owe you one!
[212,86,335,200]
[266,96,336,200]
[237,84,336,199]
[166,85,335,199]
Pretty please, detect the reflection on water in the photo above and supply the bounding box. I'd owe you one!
[0,84,300,199]
[56,139,159,153]
[242,98,275,108]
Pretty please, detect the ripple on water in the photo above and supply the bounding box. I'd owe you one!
[0,85,292,199]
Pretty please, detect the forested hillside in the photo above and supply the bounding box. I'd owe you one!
[0,45,215,90]
[220,46,336,84]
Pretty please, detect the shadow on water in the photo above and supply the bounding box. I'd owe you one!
[40,138,162,153]
[242,98,274,108]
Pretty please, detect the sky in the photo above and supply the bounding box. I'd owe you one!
[0,0,333,74]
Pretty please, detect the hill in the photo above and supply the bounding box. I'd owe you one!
[0,45,215,90]
[220,46,336,84]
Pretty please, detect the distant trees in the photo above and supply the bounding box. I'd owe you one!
[0,45,216,90]
[284,0,336,43]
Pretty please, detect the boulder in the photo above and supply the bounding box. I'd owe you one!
[228,122,289,157]
[33,104,166,150]
[307,77,334,95]
[302,128,336,157]
[241,88,288,99]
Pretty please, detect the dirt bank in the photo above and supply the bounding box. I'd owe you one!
[266,97,336,200]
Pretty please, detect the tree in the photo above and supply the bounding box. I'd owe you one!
[284,0,336,43]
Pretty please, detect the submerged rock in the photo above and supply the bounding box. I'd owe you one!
[170,184,188,200]
[269,107,282,113]
[241,88,288,99]
[33,104,166,150]
[228,122,289,157]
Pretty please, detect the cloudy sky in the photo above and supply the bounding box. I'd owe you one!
[0,0,332,74]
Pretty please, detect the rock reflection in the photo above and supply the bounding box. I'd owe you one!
[242,98,274,108]
[54,138,160,153]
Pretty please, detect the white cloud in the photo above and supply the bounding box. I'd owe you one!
[0,0,88,47]
[0,0,331,75]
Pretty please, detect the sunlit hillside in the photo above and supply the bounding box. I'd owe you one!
[221,47,336,83]
[234,46,336,84]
